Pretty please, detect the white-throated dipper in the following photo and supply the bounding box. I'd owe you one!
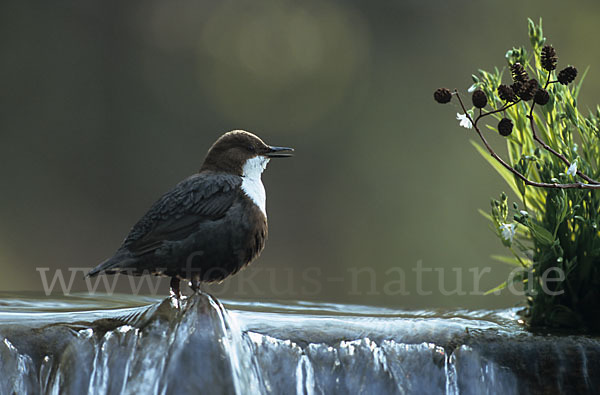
[87,130,293,297]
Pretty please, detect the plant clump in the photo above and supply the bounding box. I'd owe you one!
[434,18,600,332]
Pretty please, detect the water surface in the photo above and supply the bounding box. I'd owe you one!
[0,293,597,394]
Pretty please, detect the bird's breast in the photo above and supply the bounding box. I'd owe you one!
[241,175,267,217]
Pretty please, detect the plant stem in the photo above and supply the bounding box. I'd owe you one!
[475,101,520,123]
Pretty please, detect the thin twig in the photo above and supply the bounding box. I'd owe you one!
[527,89,600,184]
[475,100,520,123]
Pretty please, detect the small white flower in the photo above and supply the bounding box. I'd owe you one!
[500,223,516,243]
[519,210,529,216]
[456,113,473,129]
[567,160,577,176]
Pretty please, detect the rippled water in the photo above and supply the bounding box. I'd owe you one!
[0,293,598,394]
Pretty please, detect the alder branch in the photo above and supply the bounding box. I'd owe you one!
[454,90,600,190]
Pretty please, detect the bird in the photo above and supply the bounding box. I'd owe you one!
[87,130,293,297]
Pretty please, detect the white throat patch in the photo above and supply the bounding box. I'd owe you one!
[241,156,269,216]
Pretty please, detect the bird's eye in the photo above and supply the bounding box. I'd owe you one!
[247,145,256,152]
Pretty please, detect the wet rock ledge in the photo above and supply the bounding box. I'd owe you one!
[1,294,599,394]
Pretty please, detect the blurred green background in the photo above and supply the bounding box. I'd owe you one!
[1,0,599,309]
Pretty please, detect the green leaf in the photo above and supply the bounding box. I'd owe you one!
[471,140,522,198]
[491,254,531,267]
[478,208,493,222]
[484,281,507,295]
[573,66,590,100]
[527,221,555,246]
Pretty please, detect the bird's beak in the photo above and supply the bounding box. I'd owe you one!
[265,146,294,158]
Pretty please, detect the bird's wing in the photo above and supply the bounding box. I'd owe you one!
[122,173,241,256]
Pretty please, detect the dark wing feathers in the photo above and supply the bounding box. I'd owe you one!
[122,173,241,256]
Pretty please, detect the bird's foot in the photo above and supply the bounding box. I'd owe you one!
[189,276,202,294]
[169,277,182,299]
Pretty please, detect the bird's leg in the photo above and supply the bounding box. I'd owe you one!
[189,274,202,294]
[169,277,181,299]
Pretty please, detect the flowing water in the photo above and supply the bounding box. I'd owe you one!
[0,292,598,394]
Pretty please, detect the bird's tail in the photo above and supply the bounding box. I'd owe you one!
[87,251,134,277]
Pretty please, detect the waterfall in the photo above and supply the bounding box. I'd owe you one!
[1,294,599,394]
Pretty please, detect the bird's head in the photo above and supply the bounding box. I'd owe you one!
[200,130,294,176]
